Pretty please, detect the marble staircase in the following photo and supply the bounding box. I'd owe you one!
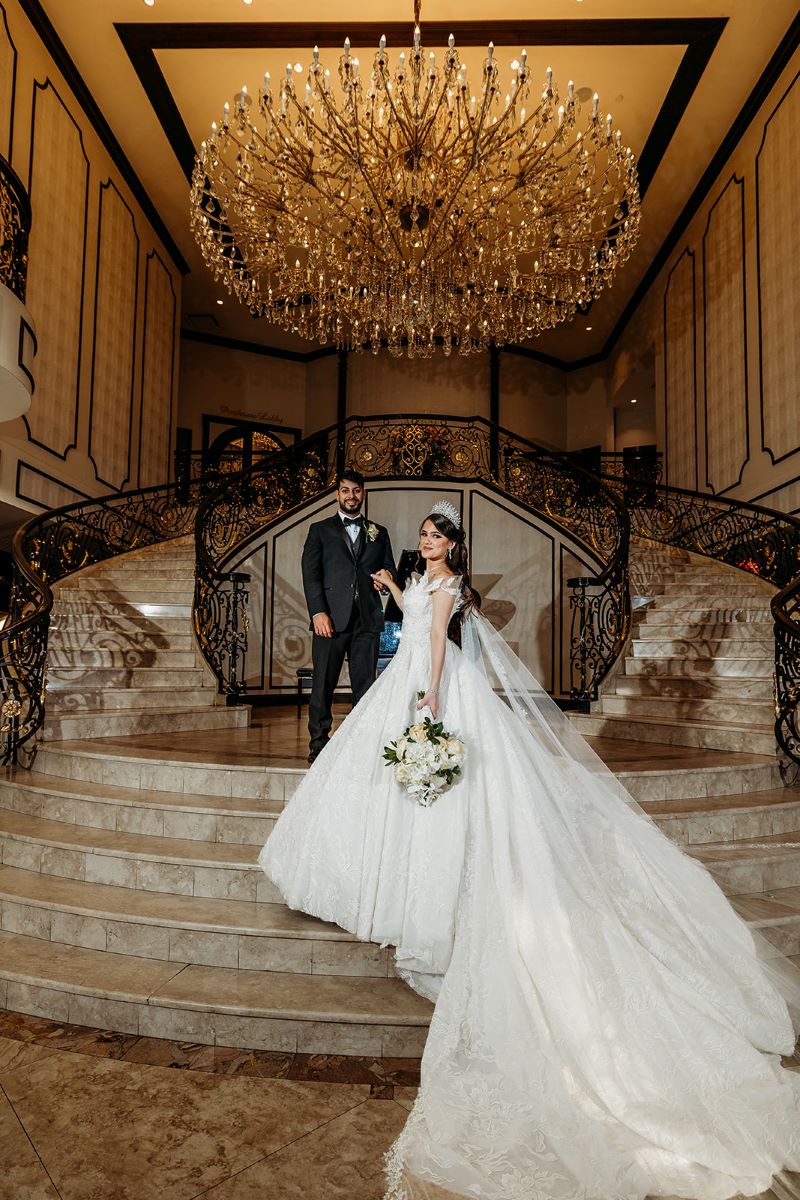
[0,536,798,1058]
[571,542,778,754]
[44,537,249,742]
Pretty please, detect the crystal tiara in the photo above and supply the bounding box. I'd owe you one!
[429,500,462,529]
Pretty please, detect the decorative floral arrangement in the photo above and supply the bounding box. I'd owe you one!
[383,695,466,807]
[365,520,379,542]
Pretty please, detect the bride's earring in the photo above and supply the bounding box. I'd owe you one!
[447,547,453,562]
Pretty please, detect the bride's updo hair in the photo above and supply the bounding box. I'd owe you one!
[419,510,477,644]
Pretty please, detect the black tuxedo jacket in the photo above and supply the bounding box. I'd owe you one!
[302,514,396,634]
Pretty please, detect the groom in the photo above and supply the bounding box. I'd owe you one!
[301,469,396,763]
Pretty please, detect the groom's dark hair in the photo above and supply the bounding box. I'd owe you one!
[337,468,365,489]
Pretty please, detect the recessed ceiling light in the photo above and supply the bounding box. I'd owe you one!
[144,0,155,6]
[585,325,592,331]
[216,299,224,306]
[631,398,637,404]
[243,0,253,5]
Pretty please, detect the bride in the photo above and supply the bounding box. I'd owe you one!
[260,500,800,1200]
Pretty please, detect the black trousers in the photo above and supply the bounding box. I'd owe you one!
[308,607,380,753]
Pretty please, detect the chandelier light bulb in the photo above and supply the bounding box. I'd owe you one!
[191,19,640,357]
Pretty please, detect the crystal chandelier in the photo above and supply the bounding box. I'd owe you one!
[191,11,641,357]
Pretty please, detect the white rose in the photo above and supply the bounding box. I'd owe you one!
[409,724,428,744]
[395,764,411,785]
[394,736,409,758]
[445,738,465,759]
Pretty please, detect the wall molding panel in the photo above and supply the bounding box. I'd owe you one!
[88,179,139,490]
[702,174,748,495]
[16,460,89,509]
[22,79,88,459]
[0,4,18,160]
[663,249,698,491]
[757,71,800,466]
[138,249,176,488]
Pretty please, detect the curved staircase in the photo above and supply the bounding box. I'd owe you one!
[0,536,798,1055]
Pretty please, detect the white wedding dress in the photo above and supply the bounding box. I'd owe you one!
[260,573,800,1200]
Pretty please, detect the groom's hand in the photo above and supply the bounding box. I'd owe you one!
[312,613,334,638]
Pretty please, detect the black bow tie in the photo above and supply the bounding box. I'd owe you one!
[343,516,362,527]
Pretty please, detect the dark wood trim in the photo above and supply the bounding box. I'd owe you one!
[605,13,800,361]
[15,0,188,274]
[201,413,301,454]
[756,70,800,467]
[17,315,36,393]
[15,460,90,510]
[88,179,140,491]
[21,79,88,462]
[701,174,749,495]
[663,248,697,491]
[500,343,604,373]
[0,3,18,162]
[138,249,177,487]
[115,16,725,217]
[180,327,336,364]
[749,470,800,507]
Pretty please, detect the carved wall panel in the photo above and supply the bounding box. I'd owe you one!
[663,250,697,490]
[138,250,175,487]
[702,177,748,494]
[24,82,88,456]
[757,74,800,464]
[16,462,87,509]
[89,181,139,489]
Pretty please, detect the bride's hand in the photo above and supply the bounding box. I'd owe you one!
[417,689,438,719]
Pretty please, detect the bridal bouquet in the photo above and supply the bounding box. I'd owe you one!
[383,695,466,807]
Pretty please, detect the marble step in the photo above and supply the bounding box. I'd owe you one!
[611,675,773,700]
[639,607,773,625]
[659,577,774,592]
[630,638,774,659]
[80,564,196,578]
[691,837,800,897]
[42,704,248,743]
[48,630,196,653]
[648,592,775,611]
[643,788,800,846]
[0,809,278,902]
[571,712,776,754]
[623,656,773,678]
[30,740,785,805]
[46,666,210,689]
[46,686,216,713]
[0,929,431,1055]
[47,647,200,669]
[50,612,191,633]
[635,622,773,641]
[730,885,800,957]
[52,600,193,620]
[59,577,194,595]
[54,586,195,605]
[0,773,279,845]
[0,865,392,977]
[598,694,775,725]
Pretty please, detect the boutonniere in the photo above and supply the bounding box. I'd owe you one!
[365,521,379,542]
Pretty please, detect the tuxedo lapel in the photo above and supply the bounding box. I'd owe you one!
[330,514,359,560]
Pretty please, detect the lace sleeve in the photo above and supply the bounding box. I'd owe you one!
[425,574,462,596]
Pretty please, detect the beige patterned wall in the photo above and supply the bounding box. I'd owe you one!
[23,81,87,456]
[703,176,747,494]
[0,0,182,517]
[138,252,176,488]
[664,250,697,490]
[89,181,139,489]
[0,8,15,158]
[757,73,800,466]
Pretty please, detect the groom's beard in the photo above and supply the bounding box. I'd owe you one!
[339,500,363,515]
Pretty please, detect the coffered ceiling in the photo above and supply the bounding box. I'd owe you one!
[31,0,800,363]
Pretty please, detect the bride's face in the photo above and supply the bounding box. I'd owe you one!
[419,520,454,563]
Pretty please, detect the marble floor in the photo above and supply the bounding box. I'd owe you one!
[0,1010,418,1200]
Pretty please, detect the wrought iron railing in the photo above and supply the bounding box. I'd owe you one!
[599,473,800,772]
[0,154,31,303]
[194,415,631,701]
[1,476,225,765]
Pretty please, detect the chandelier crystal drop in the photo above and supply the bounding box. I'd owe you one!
[191,19,641,357]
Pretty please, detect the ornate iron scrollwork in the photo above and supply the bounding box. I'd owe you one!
[1,475,223,766]
[0,154,31,302]
[194,415,630,702]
